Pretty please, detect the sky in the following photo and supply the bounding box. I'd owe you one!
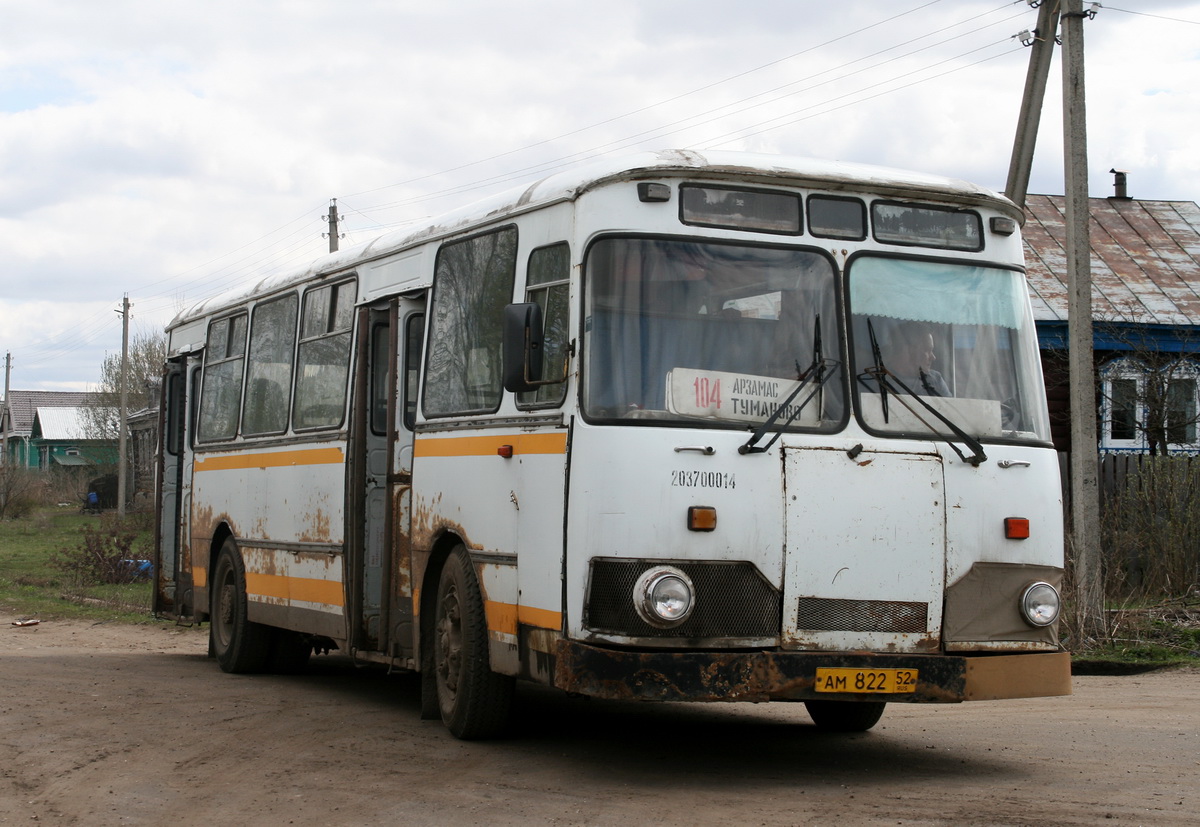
[3,0,1200,392]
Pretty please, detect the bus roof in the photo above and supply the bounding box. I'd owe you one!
[169,149,1017,331]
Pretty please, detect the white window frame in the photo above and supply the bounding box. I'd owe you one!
[1100,356,1200,453]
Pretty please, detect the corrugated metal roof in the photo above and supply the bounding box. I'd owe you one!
[31,407,96,441]
[1023,195,1200,325]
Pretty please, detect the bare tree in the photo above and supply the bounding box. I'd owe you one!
[81,329,167,440]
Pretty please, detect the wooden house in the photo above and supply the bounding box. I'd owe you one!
[1023,179,1200,454]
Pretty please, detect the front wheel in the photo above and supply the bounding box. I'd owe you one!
[804,700,886,732]
[210,538,272,674]
[433,546,514,739]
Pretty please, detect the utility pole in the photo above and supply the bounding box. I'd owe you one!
[1005,1,1062,209]
[1061,0,1103,641]
[117,295,130,518]
[1,351,8,515]
[324,198,343,253]
[2,351,10,468]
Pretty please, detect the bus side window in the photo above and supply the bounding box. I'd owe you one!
[518,243,570,408]
[197,313,248,442]
[242,293,298,437]
[294,279,357,430]
[424,226,518,416]
[403,314,424,431]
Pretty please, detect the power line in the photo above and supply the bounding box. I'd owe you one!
[700,43,1023,149]
[339,0,962,202]
[1099,5,1200,25]
[341,3,1028,224]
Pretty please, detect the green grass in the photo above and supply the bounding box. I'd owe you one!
[1069,602,1200,672]
[0,507,156,623]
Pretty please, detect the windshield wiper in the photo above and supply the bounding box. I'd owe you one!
[740,316,837,455]
[858,318,988,467]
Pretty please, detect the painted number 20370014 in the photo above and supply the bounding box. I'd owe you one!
[814,668,918,694]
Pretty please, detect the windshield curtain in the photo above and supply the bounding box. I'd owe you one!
[849,256,1051,443]
[584,237,844,429]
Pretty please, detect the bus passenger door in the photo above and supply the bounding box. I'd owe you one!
[153,354,196,620]
[352,299,423,660]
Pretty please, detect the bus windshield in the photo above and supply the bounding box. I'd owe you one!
[849,256,1051,443]
[584,237,844,428]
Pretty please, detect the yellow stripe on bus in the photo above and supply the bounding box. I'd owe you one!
[244,572,345,607]
[194,447,345,472]
[485,600,562,634]
[414,432,567,458]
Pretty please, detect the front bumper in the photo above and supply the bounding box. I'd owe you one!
[554,641,1071,703]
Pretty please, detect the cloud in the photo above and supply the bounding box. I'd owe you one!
[2,0,1200,390]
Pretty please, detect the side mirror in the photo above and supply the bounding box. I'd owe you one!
[503,302,544,392]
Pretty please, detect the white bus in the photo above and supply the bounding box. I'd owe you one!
[153,150,1070,739]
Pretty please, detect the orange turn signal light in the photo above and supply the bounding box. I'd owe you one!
[1004,517,1030,540]
[497,445,514,459]
[688,506,717,532]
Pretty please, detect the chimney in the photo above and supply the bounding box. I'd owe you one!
[1109,168,1130,200]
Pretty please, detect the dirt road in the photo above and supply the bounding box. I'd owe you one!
[2,613,1196,826]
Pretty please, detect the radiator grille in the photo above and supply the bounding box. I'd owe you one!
[585,559,781,639]
[796,597,928,634]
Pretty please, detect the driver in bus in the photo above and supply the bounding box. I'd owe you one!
[887,323,950,397]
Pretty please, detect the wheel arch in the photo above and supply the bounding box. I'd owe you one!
[196,522,236,623]
[418,530,466,650]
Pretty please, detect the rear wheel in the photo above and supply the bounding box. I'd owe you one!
[804,700,886,732]
[433,546,514,739]
[210,538,272,673]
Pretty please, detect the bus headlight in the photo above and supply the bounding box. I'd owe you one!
[633,566,695,628]
[1020,582,1061,627]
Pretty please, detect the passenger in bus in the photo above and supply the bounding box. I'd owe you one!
[887,323,950,396]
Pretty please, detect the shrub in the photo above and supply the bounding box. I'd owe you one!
[0,466,41,520]
[1101,456,1200,601]
[51,514,153,585]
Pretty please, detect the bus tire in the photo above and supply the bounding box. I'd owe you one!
[804,700,886,732]
[210,538,272,674]
[433,546,514,740]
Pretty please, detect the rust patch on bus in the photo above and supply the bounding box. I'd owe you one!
[554,642,972,703]
[391,486,413,599]
[299,507,332,543]
[409,491,445,551]
[243,545,281,577]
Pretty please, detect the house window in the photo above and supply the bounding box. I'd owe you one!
[1101,358,1200,453]
[1167,377,1197,445]
[1110,377,1138,441]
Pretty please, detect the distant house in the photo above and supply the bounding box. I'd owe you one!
[128,406,159,500]
[1022,184,1200,454]
[1,390,93,468]
[29,406,118,470]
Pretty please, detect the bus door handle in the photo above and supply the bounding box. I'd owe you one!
[674,446,715,455]
[997,459,1031,468]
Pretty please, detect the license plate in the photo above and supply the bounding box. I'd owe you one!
[814,667,918,694]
